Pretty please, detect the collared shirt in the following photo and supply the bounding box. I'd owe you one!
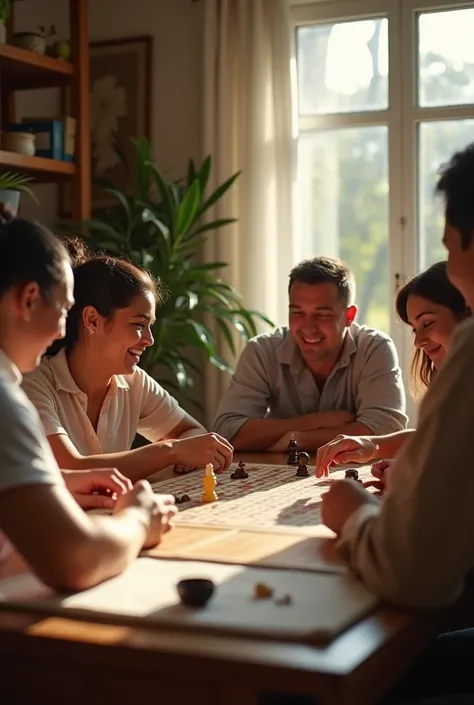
[212,323,407,440]
[22,349,185,455]
[0,349,64,564]
[338,317,474,608]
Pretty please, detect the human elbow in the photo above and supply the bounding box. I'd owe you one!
[212,415,245,444]
[36,547,121,593]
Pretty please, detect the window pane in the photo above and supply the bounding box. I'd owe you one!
[296,18,388,115]
[418,9,474,108]
[295,126,389,332]
[419,120,474,269]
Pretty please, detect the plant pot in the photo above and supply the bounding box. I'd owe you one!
[0,190,20,216]
[12,32,46,54]
[2,130,36,156]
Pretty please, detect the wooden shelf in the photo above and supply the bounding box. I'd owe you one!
[0,43,73,90]
[0,151,75,181]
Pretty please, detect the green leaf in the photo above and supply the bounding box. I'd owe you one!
[176,180,201,237]
[215,317,237,355]
[146,162,175,227]
[198,156,212,192]
[188,217,236,238]
[209,353,234,374]
[187,159,197,188]
[197,171,241,219]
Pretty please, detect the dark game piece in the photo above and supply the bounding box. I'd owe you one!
[287,439,298,465]
[177,578,215,608]
[236,461,249,479]
[345,468,361,482]
[174,495,182,504]
[295,451,311,477]
[181,494,191,503]
[230,472,239,480]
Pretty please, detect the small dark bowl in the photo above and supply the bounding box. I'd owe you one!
[177,578,215,608]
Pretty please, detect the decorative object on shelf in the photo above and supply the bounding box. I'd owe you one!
[60,137,273,404]
[0,170,38,215]
[2,130,36,156]
[21,116,76,162]
[61,35,152,215]
[0,0,10,44]
[47,38,71,61]
[12,24,55,55]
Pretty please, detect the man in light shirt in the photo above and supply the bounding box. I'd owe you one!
[320,144,474,703]
[213,256,407,451]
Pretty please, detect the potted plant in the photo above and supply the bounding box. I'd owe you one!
[0,171,38,215]
[0,0,10,43]
[62,137,273,407]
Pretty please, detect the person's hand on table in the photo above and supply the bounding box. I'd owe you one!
[62,468,133,510]
[113,480,177,549]
[315,434,379,478]
[321,479,380,535]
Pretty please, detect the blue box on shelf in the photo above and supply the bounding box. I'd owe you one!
[8,120,64,160]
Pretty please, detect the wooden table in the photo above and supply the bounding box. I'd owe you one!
[0,452,441,705]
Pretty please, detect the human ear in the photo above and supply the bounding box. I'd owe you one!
[346,305,358,325]
[16,282,41,321]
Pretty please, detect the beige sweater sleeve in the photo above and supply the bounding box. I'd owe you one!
[337,318,474,608]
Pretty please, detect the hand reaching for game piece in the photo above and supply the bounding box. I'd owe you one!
[315,434,379,478]
[169,432,233,473]
[62,468,133,510]
[113,480,177,549]
[321,479,380,535]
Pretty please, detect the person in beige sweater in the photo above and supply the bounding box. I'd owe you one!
[320,143,474,703]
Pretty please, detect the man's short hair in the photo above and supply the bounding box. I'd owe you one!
[288,256,356,307]
[436,142,474,250]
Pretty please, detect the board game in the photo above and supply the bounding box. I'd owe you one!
[151,462,374,530]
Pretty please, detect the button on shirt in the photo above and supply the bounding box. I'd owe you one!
[0,349,64,565]
[22,349,186,455]
[213,323,407,440]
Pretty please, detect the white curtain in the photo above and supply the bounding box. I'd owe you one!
[202,0,294,426]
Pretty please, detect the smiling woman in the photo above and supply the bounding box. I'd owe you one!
[21,239,234,482]
[395,261,470,400]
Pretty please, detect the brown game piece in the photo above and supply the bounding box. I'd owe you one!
[173,495,182,505]
[287,439,298,465]
[253,582,273,599]
[181,494,191,503]
[295,451,310,477]
[345,468,361,482]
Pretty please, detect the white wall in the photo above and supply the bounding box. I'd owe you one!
[14,0,203,225]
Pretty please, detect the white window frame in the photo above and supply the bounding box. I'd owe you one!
[291,0,474,422]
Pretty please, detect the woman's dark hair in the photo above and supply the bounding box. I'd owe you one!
[48,237,162,355]
[396,261,469,398]
[0,207,69,302]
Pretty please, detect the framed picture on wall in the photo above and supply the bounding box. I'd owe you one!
[60,35,153,217]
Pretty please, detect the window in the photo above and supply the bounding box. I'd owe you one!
[292,1,474,414]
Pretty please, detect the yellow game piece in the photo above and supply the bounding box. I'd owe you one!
[253,582,273,599]
[202,463,218,503]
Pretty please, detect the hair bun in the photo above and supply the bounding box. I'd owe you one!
[0,202,15,226]
[62,236,90,267]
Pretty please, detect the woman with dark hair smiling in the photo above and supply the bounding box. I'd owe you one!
[0,213,175,590]
[315,261,469,481]
[22,238,233,482]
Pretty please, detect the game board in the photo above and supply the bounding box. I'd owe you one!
[151,462,374,530]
